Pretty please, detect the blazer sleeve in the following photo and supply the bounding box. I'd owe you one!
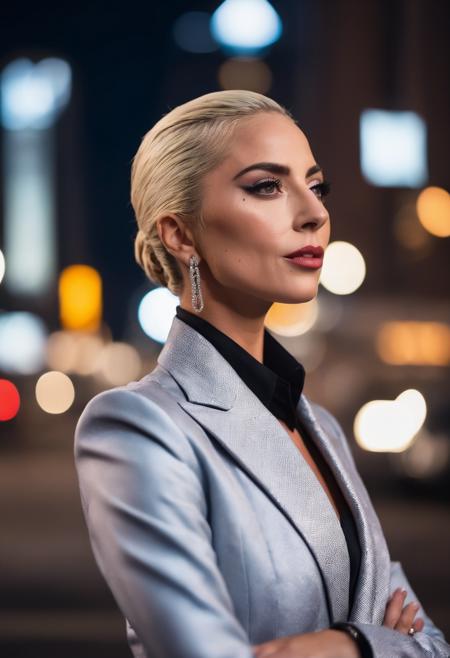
[352,560,450,658]
[74,386,254,658]
[316,404,450,658]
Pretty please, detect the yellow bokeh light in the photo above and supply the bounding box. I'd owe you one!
[59,265,102,331]
[218,57,272,94]
[319,241,366,295]
[416,186,450,237]
[376,321,450,366]
[35,371,75,414]
[354,389,427,452]
[265,300,318,336]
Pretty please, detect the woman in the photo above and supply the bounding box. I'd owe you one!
[74,90,449,658]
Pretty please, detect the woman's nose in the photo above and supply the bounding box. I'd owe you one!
[293,194,329,232]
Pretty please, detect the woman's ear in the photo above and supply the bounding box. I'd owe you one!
[157,214,196,266]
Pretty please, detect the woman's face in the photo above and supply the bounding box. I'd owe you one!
[195,111,331,311]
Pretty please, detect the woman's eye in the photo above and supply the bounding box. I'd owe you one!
[243,178,282,196]
[309,180,331,201]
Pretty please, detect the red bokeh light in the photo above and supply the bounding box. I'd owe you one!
[0,379,21,421]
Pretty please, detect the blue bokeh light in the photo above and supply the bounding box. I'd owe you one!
[211,0,282,55]
[173,11,219,53]
[0,312,47,374]
[137,287,179,344]
[360,109,428,188]
[1,58,72,131]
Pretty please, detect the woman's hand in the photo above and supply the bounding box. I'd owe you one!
[252,629,361,658]
[383,587,425,634]
[252,589,425,658]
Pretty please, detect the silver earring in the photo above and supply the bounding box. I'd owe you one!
[189,254,204,313]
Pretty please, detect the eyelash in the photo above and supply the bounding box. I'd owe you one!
[243,177,331,200]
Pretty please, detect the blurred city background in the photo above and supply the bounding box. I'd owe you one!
[0,0,449,656]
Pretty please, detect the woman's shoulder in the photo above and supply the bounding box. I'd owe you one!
[74,366,196,463]
[77,362,181,421]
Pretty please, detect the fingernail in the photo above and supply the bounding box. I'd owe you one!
[401,588,407,595]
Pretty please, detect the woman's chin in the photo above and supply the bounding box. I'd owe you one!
[270,291,318,305]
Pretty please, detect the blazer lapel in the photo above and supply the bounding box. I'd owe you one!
[157,317,387,623]
[179,392,351,623]
[298,396,391,623]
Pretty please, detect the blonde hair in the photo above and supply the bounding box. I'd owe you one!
[131,89,293,295]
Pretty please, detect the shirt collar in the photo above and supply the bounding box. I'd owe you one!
[175,306,305,430]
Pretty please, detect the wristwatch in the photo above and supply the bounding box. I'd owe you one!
[330,622,373,658]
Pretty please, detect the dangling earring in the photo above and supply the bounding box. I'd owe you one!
[189,254,204,313]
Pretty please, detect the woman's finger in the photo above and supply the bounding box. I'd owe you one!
[413,617,425,633]
[383,588,407,628]
[394,601,421,634]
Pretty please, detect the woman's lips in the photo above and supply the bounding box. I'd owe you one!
[284,255,323,269]
[283,245,324,269]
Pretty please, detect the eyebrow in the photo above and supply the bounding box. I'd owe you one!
[232,162,322,180]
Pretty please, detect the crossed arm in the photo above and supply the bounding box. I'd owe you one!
[252,567,445,658]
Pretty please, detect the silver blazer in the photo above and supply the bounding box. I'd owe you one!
[74,316,449,658]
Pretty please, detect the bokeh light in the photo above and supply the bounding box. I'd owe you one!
[35,371,75,414]
[218,57,272,93]
[46,330,106,375]
[265,300,318,336]
[354,389,427,452]
[416,186,450,237]
[0,312,47,374]
[376,321,450,366]
[0,379,21,421]
[319,241,366,295]
[1,58,72,295]
[138,287,179,344]
[173,11,218,53]
[211,0,282,54]
[94,342,142,386]
[0,249,5,284]
[59,265,102,331]
[1,57,72,130]
[360,109,428,187]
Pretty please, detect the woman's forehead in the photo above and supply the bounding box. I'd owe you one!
[215,114,314,176]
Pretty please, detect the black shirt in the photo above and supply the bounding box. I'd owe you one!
[175,305,361,615]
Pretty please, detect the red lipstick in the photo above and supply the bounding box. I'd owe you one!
[284,245,324,269]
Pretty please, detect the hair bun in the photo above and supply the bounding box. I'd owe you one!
[134,229,166,287]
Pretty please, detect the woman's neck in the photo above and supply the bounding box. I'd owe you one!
[179,297,270,363]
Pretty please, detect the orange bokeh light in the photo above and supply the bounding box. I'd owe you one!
[416,186,450,237]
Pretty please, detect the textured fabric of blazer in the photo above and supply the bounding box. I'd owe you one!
[74,316,450,658]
